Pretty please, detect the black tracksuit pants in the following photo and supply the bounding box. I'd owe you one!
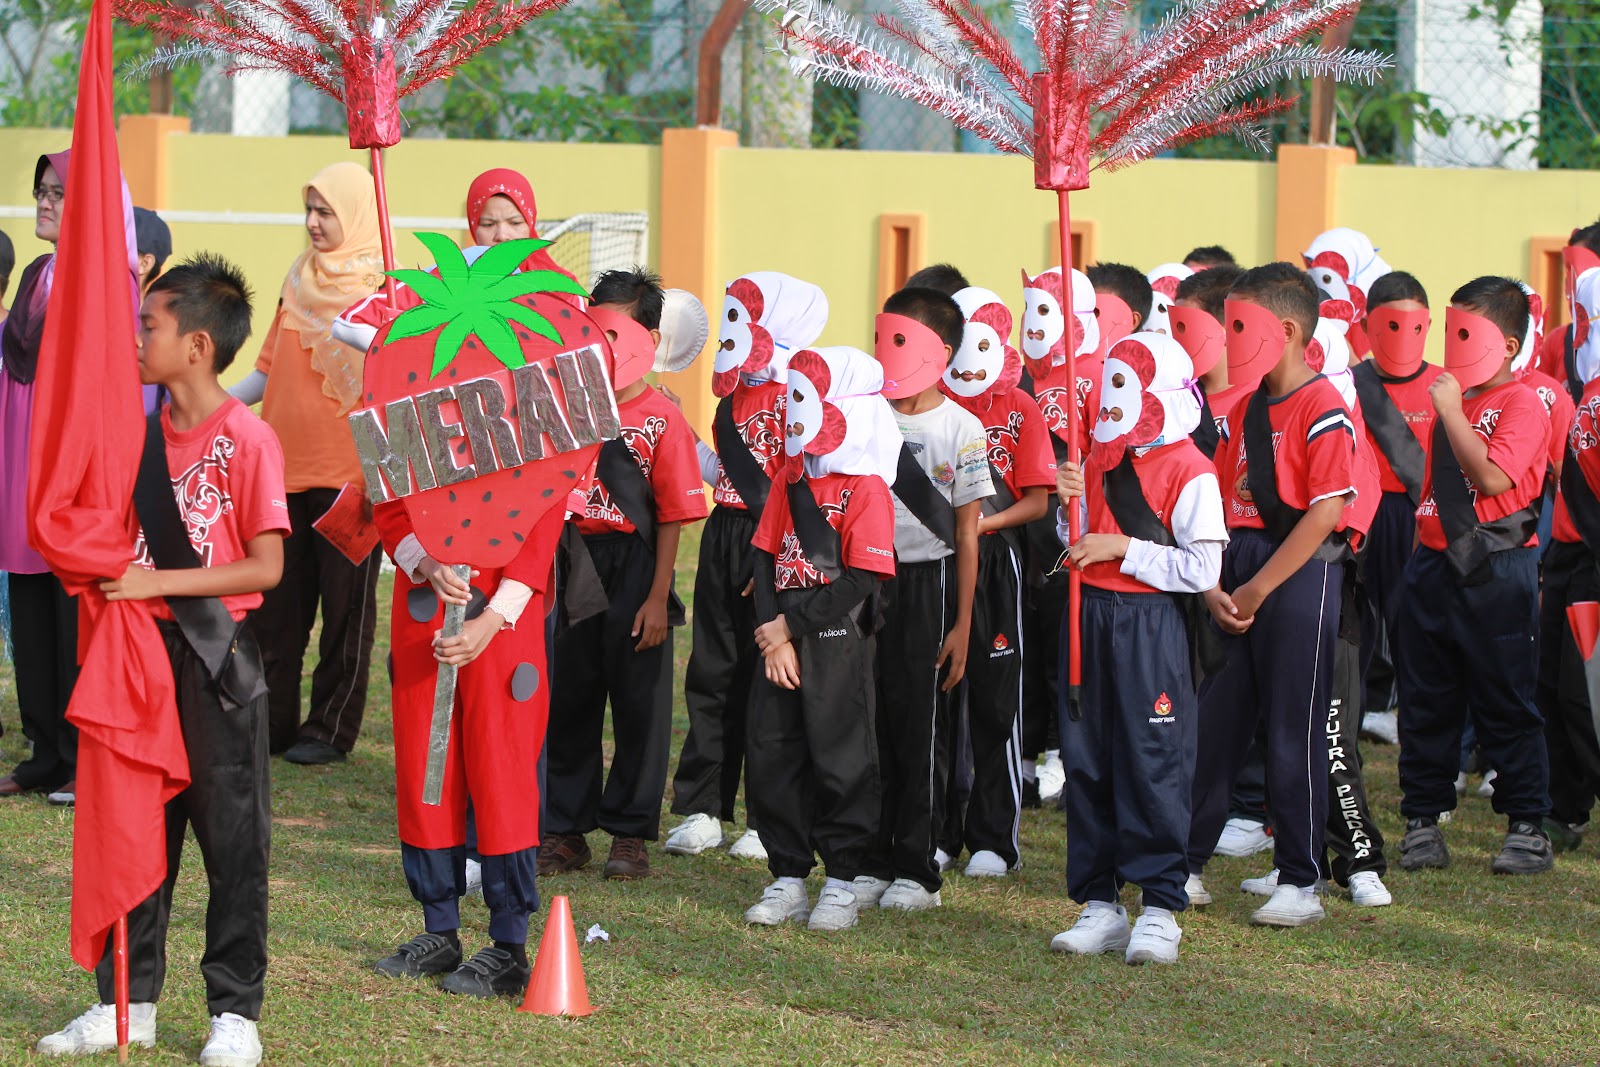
[97,621,270,1021]
[1022,505,1068,759]
[1537,540,1600,826]
[1397,546,1549,825]
[1066,588,1196,912]
[872,558,959,892]
[671,505,759,824]
[546,532,674,841]
[255,488,382,754]
[1188,529,1342,890]
[747,589,882,882]
[1360,490,1415,713]
[6,570,79,790]
[1323,572,1386,883]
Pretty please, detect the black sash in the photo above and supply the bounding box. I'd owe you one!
[566,437,687,625]
[133,413,265,709]
[981,460,1026,560]
[712,395,771,520]
[1429,420,1541,585]
[1352,361,1427,507]
[786,477,844,582]
[894,443,958,551]
[1564,324,1582,404]
[1242,388,1350,562]
[1191,394,1220,460]
[1560,443,1600,550]
[1103,452,1173,546]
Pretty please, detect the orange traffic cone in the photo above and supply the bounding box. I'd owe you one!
[1569,601,1600,660]
[519,895,594,1016]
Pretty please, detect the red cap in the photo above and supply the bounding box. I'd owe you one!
[1222,299,1286,387]
[874,313,947,399]
[1167,305,1224,378]
[1443,306,1509,391]
[1367,306,1431,378]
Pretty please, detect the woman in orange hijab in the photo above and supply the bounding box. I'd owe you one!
[239,161,386,766]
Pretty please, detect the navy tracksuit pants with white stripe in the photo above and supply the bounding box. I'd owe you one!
[1188,528,1343,891]
[1065,587,1197,912]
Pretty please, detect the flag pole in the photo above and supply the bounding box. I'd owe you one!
[114,915,130,1063]
[1056,187,1082,722]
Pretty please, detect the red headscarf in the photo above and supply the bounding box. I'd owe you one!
[466,168,580,291]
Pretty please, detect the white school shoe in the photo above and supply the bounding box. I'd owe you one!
[1049,901,1131,955]
[744,880,811,926]
[1250,884,1326,928]
[963,850,1010,878]
[1477,769,1498,798]
[878,878,942,912]
[199,1013,261,1067]
[1214,818,1273,857]
[1184,873,1212,908]
[1359,710,1399,745]
[37,1002,157,1057]
[464,857,483,897]
[807,883,862,932]
[1240,868,1280,896]
[663,813,726,856]
[934,848,956,872]
[1037,750,1066,804]
[1454,772,1469,797]
[727,829,767,861]
[1347,871,1393,907]
[851,875,892,906]
[1125,907,1183,965]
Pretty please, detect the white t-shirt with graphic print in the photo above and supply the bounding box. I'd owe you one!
[890,397,994,564]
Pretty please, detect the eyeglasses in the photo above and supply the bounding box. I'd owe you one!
[34,185,65,205]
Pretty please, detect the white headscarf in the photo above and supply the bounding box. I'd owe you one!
[1304,227,1392,294]
[785,345,901,482]
[1574,268,1600,387]
[719,271,830,388]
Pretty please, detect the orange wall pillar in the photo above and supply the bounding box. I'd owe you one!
[117,114,190,210]
[1274,144,1355,264]
[656,126,737,442]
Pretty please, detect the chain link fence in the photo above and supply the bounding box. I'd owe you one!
[2,1,1597,168]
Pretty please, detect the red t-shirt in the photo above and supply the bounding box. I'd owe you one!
[1085,440,1217,593]
[575,387,707,535]
[1218,376,1357,532]
[980,388,1057,505]
[132,398,291,621]
[1535,326,1569,387]
[1552,378,1600,544]
[1033,356,1101,458]
[752,472,897,590]
[1415,380,1550,552]
[1364,363,1442,495]
[1345,400,1383,540]
[1521,367,1575,479]
[711,379,786,510]
[1207,381,1253,447]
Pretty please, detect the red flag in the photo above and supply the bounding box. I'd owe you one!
[27,0,189,970]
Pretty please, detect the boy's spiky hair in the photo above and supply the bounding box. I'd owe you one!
[1451,276,1530,351]
[1229,262,1320,340]
[1367,270,1428,309]
[1087,262,1154,325]
[884,286,964,352]
[146,251,254,372]
[1184,245,1237,269]
[590,267,665,330]
[904,263,969,297]
[1174,263,1245,321]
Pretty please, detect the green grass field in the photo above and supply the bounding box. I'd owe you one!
[2,528,1599,1066]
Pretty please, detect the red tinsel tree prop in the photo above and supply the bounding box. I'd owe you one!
[757,0,1387,717]
[113,0,576,277]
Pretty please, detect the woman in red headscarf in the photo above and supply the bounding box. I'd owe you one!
[332,168,580,350]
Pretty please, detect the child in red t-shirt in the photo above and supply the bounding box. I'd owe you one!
[744,346,899,932]
[1171,264,1245,461]
[1186,263,1357,931]
[1397,277,1554,876]
[41,255,287,1066]
[542,270,706,883]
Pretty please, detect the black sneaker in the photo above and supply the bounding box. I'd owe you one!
[375,932,462,978]
[440,946,531,998]
[1542,817,1584,854]
[1398,817,1450,871]
[1491,821,1555,875]
[283,738,347,765]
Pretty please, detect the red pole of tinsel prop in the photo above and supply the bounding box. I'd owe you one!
[114,916,130,1063]
[1054,185,1081,711]
[369,147,398,299]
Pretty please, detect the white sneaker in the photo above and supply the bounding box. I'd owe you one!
[663,813,726,856]
[1241,868,1280,896]
[1214,817,1273,857]
[199,1013,261,1067]
[807,883,861,931]
[851,875,892,906]
[1250,883,1325,927]
[37,1003,157,1057]
[1477,769,1497,798]
[46,784,76,806]
[878,877,942,911]
[464,857,483,897]
[962,849,1009,878]
[1038,750,1065,803]
[727,828,767,860]
[744,880,810,925]
[1359,710,1399,745]
[1125,907,1182,965]
[1049,901,1131,955]
[1185,873,1212,907]
[1454,772,1469,797]
[1347,870,1393,907]
[934,848,956,872]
